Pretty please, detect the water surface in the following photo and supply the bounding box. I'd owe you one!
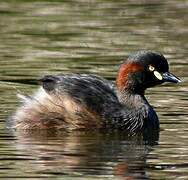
[0,0,188,179]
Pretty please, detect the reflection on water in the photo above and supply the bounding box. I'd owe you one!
[4,130,158,179]
[0,0,188,179]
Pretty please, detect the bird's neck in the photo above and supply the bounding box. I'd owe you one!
[102,87,159,132]
[115,89,159,131]
[104,90,149,132]
[117,89,148,109]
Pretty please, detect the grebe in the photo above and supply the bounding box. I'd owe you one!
[11,51,180,132]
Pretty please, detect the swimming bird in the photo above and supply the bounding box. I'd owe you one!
[11,51,181,132]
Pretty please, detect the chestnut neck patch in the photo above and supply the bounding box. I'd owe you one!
[116,62,144,91]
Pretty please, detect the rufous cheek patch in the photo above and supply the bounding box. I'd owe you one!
[116,63,144,90]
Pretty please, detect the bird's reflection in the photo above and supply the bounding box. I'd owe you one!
[9,129,159,179]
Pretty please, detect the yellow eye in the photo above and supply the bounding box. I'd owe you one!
[149,65,155,72]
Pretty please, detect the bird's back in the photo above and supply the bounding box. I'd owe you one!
[12,74,121,130]
[45,74,120,114]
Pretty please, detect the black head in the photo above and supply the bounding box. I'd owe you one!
[116,51,181,94]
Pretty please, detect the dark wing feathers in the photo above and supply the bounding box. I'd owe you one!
[41,74,119,114]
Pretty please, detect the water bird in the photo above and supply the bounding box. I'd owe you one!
[11,51,181,132]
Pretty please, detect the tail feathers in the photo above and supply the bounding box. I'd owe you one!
[17,93,33,103]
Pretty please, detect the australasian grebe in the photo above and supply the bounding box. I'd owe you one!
[11,51,180,132]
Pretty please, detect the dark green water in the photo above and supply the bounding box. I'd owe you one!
[0,0,188,179]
